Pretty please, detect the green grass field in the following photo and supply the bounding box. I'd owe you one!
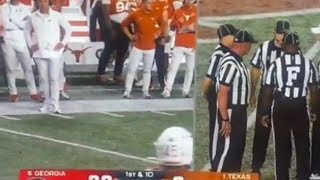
[0,111,193,179]
[195,13,320,179]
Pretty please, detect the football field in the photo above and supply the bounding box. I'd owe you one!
[195,12,320,179]
[0,83,194,179]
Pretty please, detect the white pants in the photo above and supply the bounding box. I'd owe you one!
[35,57,61,109]
[125,46,155,93]
[165,46,195,93]
[59,57,66,91]
[1,42,37,95]
[38,57,65,92]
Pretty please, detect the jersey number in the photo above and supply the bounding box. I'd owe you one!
[116,1,128,13]
[286,66,300,86]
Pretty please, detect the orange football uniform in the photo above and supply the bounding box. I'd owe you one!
[170,4,197,48]
[121,9,162,50]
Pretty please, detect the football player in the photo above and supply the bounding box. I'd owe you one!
[121,0,164,99]
[161,0,196,98]
[98,0,131,85]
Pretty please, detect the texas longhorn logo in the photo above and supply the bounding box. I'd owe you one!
[64,45,92,63]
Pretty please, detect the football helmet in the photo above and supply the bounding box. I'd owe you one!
[154,127,193,166]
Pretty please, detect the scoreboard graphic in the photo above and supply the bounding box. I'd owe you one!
[19,170,260,180]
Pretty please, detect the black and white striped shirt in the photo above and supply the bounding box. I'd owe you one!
[206,43,230,80]
[250,40,283,85]
[217,51,250,106]
[265,53,318,98]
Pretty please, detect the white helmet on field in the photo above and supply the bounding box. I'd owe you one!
[154,127,193,166]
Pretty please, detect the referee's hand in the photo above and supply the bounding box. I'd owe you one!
[249,95,257,108]
[261,115,270,128]
[310,113,317,122]
[220,121,231,138]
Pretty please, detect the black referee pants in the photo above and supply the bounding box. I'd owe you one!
[272,96,310,180]
[211,105,247,172]
[97,21,130,77]
[208,83,217,170]
[251,86,272,172]
[311,120,320,175]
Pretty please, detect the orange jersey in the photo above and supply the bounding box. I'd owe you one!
[103,0,129,15]
[121,9,161,50]
[128,0,141,12]
[171,4,197,48]
[153,0,170,17]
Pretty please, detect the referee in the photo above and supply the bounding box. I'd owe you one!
[202,24,238,171]
[260,31,318,180]
[250,19,291,173]
[310,62,320,180]
[211,30,257,172]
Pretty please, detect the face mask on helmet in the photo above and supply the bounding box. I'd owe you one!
[154,127,193,166]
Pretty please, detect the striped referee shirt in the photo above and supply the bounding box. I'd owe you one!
[265,53,318,98]
[217,51,250,106]
[250,40,283,86]
[206,43,230,80]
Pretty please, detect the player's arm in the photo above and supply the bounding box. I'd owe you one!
[249,45,263,108]
[101,0,112,32]
[202,53,223,100]
[169,11,178,31]
[160,8,169,37]
[217,62,238,137]
[58,14,72,46]
[24,17,33,48]
[24,16,38,53]
[259,62,276,127]
[121,14,137,42]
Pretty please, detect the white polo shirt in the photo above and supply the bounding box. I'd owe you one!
[2,2,31,50]
[24,8,72,59]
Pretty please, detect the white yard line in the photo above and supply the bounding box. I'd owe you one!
[197,38,219,44]
[151,111,176,116]
[0,115,21,121]
[198,20,220,28]
[0,127,158,164]
[49,113,74,119]
[99,112,125,118]
[0,99,194,116]
[200,8,320,21]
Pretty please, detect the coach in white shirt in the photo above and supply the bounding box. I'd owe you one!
[25,0,72,113]
[1,0,43,102]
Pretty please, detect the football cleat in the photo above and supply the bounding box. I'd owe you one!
[143,92,152,99]
[30,94,44,103]
[60,91,71,101]
[123,91,131,99]
[161,89,171,98]
[10,94,19,102]
[310,174,320,180]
